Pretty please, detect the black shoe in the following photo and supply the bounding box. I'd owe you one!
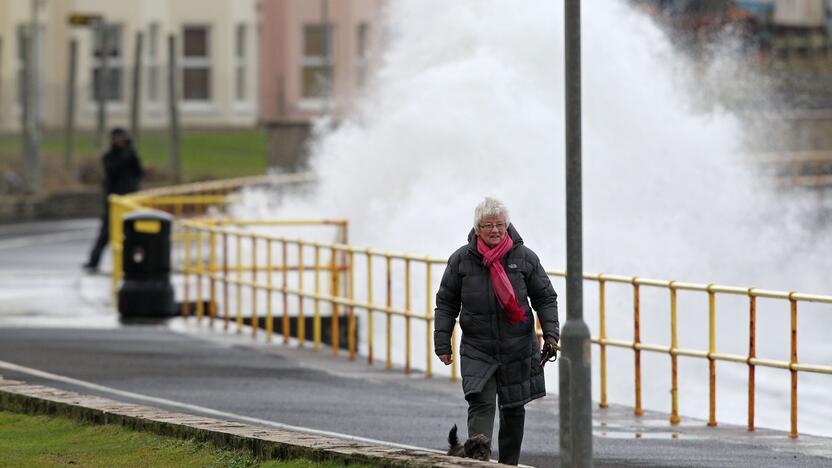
[82,262,99,273]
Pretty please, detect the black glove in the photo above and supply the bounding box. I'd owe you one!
[539,341,560,368]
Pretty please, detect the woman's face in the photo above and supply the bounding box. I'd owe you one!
[477,215,507,248]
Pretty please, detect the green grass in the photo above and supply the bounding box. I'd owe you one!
[0,128,269,191]
[0,411,370,468]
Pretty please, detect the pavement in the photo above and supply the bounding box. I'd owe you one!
[2,219,832,467]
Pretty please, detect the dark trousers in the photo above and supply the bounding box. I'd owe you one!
[466,374,526,465]
[86,201,110,267]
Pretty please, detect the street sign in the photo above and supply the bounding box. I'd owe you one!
[68,14,102,26]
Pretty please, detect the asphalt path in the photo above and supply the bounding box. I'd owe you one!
[1,219,832,467]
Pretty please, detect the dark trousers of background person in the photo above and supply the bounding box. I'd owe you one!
[466,374,525,465]
[86,200,110,268]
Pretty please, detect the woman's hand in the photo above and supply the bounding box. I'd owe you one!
[438,354,453,365]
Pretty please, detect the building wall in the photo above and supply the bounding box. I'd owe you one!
[258,0,385,124]
[0,0,258,133]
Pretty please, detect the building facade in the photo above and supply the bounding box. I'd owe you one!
[0,0,258,132]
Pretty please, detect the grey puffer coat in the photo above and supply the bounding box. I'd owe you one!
[434,224,559,409]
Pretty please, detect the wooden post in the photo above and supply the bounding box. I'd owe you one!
[167,34,182,183]
[130,32,143,147]
[64,39,78,174]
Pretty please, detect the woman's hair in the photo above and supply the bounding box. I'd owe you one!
[473,197,510,230]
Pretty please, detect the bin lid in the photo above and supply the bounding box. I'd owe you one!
[124,210,174,223]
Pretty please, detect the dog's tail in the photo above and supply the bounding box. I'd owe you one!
[448,424,460,449]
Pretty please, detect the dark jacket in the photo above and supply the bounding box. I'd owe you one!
[434,224,559,409]
[102,143,143,195]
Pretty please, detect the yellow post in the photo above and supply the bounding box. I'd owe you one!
[236,233,243,333]
[385,255,392,370]
[633,279,643,416]
[707,284,717,427]
[298,242,306,346]
[222,232,229,331]
[669,282,680,425]
[425,258,432,378]
[266,239,273,342]
[251,235,258,338]
[747,289,756,432]
[348,250,356,360]
[282,240,290,344]
[196,227,204,323]
[209,230,217,326]
[599,276,607,408]
[330,246,339,355]
[182,225,191,317]
[789,293,798,438]
[405,257,411,374]
[314,244,321,351]
[367,250,374,365]
[109,195,124,303]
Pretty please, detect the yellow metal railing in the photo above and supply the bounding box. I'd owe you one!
[107,175,832,439]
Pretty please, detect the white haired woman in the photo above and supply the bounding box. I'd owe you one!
[434,197,559,465]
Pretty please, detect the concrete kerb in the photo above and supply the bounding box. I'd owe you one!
[0,378,511,467]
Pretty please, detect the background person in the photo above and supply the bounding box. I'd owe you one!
[434,196,559,465]
[83,128,144,272]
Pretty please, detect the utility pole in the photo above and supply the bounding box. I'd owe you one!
[96,22,109,149]
[26,0,42,193]
[64,39,78,174]
[560,0,593,467]
[130,31,144,148]
[167,34,182,184]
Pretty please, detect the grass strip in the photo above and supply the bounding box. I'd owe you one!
[0,410,368,468]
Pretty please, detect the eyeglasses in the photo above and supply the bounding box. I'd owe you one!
[479,222,506,230]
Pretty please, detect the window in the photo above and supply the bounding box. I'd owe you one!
[302,24,333,99]
[91,23,124,102]
[182,25,211,101]
[147,22,160,102]
[234,24,247,101]
[356,23,369,87]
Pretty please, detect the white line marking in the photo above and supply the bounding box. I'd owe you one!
[0,359,442,454]
[0,230,93,250]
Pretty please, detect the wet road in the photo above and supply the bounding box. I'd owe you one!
[1,219,832,467]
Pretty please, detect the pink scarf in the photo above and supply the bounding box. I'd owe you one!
[477,234,527,324]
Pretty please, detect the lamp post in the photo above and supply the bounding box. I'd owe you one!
[560,0,593,466]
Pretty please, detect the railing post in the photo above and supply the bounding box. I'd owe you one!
[236,233,243,333]
[267,238,273,342]
[633,278,643,416]
[298,242,306,347]
[789,292,798,438]
[367,249,374,365]
[283,240,290,344]
[599,275,607,408]
[405,257,412,374]
[747,288,756,432]
[670,281,680,425]
[385,254,392,370]
[251,235,258,338]
[450,328,459,382]
[223,231,229,330]
[348,250,356,360]
[196,227,204,324]
[425,258,432,378]
[708,284,717,427]
[182,224,191,317]
[209,229,217,325]
[314,244,321,351]
[330,246,339,354]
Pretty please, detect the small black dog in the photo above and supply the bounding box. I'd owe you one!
[447,424,491,460]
